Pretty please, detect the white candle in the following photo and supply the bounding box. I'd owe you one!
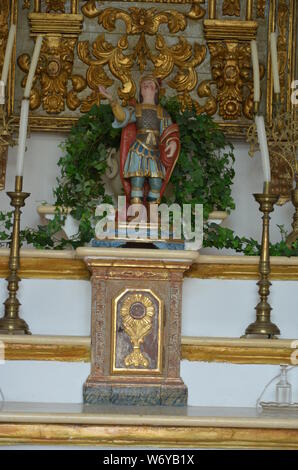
[255,115,271,182]
[270,32,280,94]
[251,40,260,103]
[24,35,43,98]
[16,99,30,176]
[1,24,16,87]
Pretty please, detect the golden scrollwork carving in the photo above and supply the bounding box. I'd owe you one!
[222,0,241,17]
[201,20,261,121]
[78,35,134,111]
[78,5,205,110]
[256,0,266,18]
[120,292,155,368]
[18,36,86,114]
[97,7,187,34]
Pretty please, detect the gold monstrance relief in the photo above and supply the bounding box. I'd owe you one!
[121,293,155,368]
[112,289,163,374]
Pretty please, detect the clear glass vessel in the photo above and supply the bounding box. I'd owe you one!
[275,365,292,404]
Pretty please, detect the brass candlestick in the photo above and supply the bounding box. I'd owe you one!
[0,175,31,334]
[244,184,280,338]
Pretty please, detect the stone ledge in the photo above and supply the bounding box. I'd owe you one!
[0,403,298,448]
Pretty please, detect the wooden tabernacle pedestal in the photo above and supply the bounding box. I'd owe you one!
[77,247,197,406]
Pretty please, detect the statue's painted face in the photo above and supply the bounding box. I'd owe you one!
[140,79,157,104]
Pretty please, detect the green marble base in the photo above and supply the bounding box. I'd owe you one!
[83,383,188,407]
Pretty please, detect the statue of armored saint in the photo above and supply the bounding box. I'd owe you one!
[99,75,180,207]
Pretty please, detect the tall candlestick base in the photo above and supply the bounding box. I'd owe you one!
[244,187,280,338]
[286,173,298,248]
[0,176,31,334]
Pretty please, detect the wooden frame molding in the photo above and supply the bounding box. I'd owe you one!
[181,337,297,365]
[0,251,297,281]
[1,335,297,365]
[0,423,298,449]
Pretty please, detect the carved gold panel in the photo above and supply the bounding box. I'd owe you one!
[2,1,297,140]
[111,288,163,375]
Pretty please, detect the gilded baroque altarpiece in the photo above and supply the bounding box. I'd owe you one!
[0,0,297,190]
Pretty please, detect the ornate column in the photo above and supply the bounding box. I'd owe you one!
[77,247,197,406]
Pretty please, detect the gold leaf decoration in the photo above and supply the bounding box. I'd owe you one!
[152,35,206,93]
[78,5,205,110]
[18,37,86,114]
[187,2,206,20]
[78,34,135,111]
[120,293,155,369]
[200,35,264,121]
[97,7,187,35]
[222,0,241,17]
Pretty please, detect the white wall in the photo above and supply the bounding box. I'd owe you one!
[0,277,297,339]
[0,135,295,246]
[2,360,297,408]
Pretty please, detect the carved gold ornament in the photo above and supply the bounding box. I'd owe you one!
[120,292,155,368]
[6,1,296,138]
[18,36,86,114]
[202,20,260,121]
[18,8,85,115]
[222,0,241,17]
[79,5,206,110]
